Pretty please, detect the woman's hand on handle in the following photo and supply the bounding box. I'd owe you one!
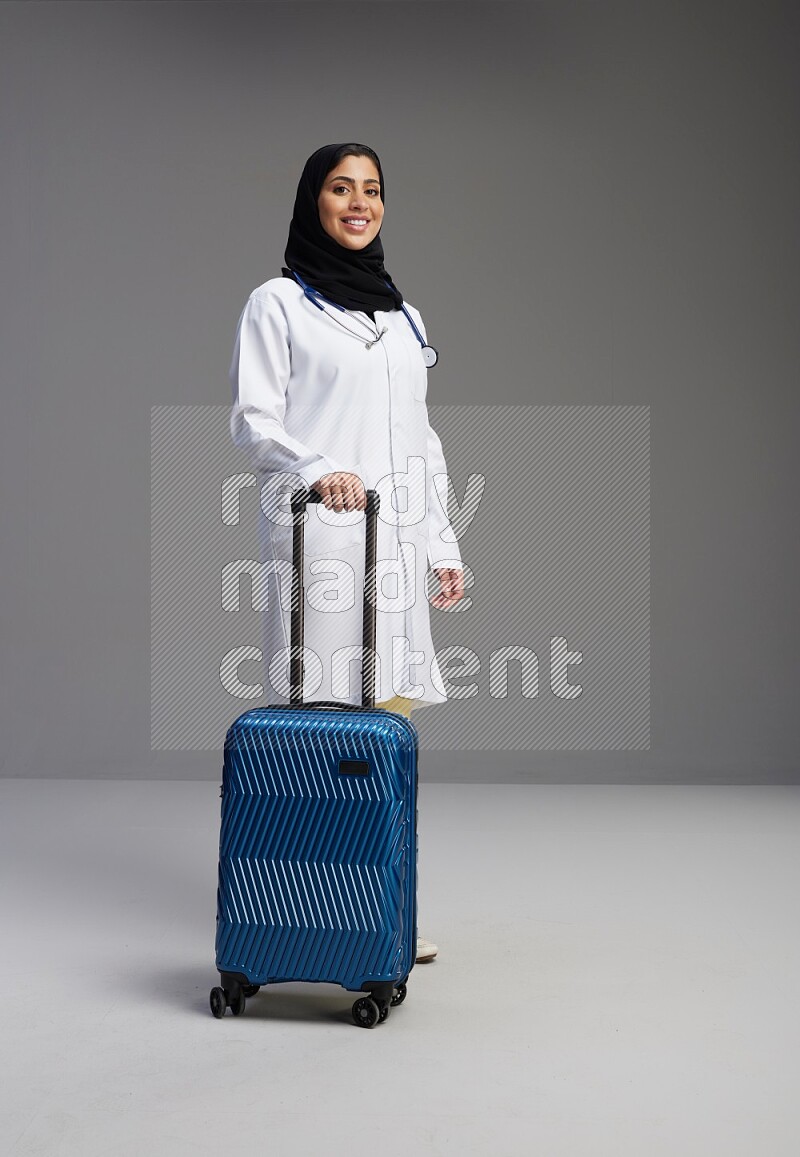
[310,471,367,512]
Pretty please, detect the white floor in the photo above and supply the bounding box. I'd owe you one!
[1,779,799,1156]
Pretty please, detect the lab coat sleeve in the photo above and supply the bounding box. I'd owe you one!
[228,290,350,489]
[426,417,463,570]
[408,303,463,571]
[402,300,460,566]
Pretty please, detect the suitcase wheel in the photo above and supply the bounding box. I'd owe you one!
[210,984,250,1018]
[209,987,227,1019]
[352,996,381,1029]
[390,982,407,1007]
[229,987,246,1017]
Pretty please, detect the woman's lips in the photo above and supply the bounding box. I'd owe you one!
[341,218,369,231]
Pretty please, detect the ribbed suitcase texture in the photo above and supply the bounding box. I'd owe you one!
[215,704,418,994]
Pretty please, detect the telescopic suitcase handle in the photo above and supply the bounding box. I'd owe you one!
[288,485,380,709]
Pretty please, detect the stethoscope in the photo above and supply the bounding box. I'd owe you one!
[291,269,439,368]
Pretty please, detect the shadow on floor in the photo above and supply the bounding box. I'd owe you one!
[129,962,356,1025]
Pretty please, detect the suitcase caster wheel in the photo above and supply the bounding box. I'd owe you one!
[376,1000,390,1024]
[242,985,260,998]
[229,988,246,1017]
[390,982,407,1007]
[210,987,227,1019]
[352,997,380,1029]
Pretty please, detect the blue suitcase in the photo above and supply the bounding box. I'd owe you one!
[211,485,418,1028]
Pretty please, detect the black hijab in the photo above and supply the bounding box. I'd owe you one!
[281,143,404,314]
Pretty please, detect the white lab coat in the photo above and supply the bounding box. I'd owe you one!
[229,276,462,709]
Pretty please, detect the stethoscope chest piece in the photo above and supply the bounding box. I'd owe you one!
[421,345,439,368]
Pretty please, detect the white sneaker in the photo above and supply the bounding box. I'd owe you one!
[416,936,439,963]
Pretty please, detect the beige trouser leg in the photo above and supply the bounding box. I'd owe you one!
[375,695,417,719]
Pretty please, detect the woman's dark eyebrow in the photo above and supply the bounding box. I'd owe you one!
[328,174,380,185]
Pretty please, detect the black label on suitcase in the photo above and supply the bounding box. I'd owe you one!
[339,758,370,776]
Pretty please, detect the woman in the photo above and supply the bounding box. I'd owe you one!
[228,143,464,962]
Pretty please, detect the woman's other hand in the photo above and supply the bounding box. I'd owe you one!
[311,471,367,511]
[430,567,465,609]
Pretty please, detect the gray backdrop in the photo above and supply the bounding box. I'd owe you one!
[2,0,798,782]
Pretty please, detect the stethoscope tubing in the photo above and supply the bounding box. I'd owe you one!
[290,270,439,366]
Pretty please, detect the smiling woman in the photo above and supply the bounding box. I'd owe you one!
[230,142,465,704]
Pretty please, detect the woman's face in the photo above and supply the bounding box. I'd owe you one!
[317,155,384,251]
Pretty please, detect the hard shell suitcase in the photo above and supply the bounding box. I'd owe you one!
[211,485,418,1028]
